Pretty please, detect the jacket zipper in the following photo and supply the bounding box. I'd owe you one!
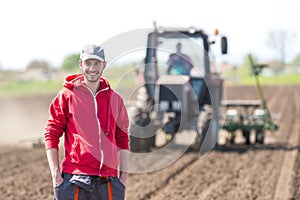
[84,86,104,175]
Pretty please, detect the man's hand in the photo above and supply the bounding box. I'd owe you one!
[52,172,64,188]
[119,171,127,186]
[119,149,129,186]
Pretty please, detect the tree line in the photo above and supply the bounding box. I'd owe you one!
[23,29,299,73]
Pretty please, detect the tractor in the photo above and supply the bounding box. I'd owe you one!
[129,24,228,153]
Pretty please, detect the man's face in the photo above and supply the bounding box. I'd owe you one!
[80,59,106,83]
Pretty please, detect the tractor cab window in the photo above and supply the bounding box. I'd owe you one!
[167,42,193,75]
[155,36,205,77]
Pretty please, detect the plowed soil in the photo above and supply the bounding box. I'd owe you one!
[0,85,300,200]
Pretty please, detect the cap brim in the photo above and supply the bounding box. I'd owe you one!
[81,55,104,62]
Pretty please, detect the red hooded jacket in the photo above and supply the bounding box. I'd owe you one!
[44,74,129,177]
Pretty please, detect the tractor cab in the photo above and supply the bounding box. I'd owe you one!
[144,28,211,100]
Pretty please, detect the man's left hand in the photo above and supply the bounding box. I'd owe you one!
[119,172,127,186]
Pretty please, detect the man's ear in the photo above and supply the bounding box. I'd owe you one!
[78,60,82,69]
[103,61,107,69]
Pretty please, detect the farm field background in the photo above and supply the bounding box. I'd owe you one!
[0,85,300,199]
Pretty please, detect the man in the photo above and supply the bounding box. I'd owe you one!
[44,44,129,200]
[167,42,193,75]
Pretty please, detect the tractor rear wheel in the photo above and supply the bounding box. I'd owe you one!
[128,86,158,152]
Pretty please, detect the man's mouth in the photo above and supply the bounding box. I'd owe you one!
[87,72,99,76]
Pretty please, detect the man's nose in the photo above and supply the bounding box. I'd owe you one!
[89,65,97,71]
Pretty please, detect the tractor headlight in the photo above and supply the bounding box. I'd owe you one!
[172,101,181,111]
[160,100,169,111]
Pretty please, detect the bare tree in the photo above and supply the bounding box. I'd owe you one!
[265,29,296,71]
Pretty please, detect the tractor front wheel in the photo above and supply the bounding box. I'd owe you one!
[129,123,156,152]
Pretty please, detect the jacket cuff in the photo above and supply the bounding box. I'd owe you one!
[117,141,130,150]
[45,139,59,150]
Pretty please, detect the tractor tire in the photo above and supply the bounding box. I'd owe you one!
[129,110,160,152]
[193,118,211,152]
[129,123,156,152]
[192,132,203,152]
[130,135,155,152]
[128,86,158,152]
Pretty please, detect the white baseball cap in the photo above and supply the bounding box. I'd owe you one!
[80,44,105,62]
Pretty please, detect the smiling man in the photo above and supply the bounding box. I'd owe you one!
[44,44,130,200]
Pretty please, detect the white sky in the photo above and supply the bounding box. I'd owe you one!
[0,0,299,70]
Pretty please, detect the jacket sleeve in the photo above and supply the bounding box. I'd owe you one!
[44,90,69,150]
[115,97,130,150]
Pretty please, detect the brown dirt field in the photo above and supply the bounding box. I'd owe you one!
[0,85,300,200]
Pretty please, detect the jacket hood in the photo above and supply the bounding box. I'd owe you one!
[63,74,111,91]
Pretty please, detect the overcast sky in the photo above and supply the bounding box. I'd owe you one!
[0,0,299,70]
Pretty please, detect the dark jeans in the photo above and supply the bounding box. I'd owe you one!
[54,173,125,200]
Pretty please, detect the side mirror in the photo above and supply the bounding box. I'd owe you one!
[221,36,228,54]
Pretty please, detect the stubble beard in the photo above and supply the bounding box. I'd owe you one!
[84,72,102,83]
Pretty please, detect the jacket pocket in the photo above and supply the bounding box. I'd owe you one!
[102,134,119,168]
[69,137,100,168]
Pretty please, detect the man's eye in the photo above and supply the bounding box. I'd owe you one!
[96,62,102,67]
